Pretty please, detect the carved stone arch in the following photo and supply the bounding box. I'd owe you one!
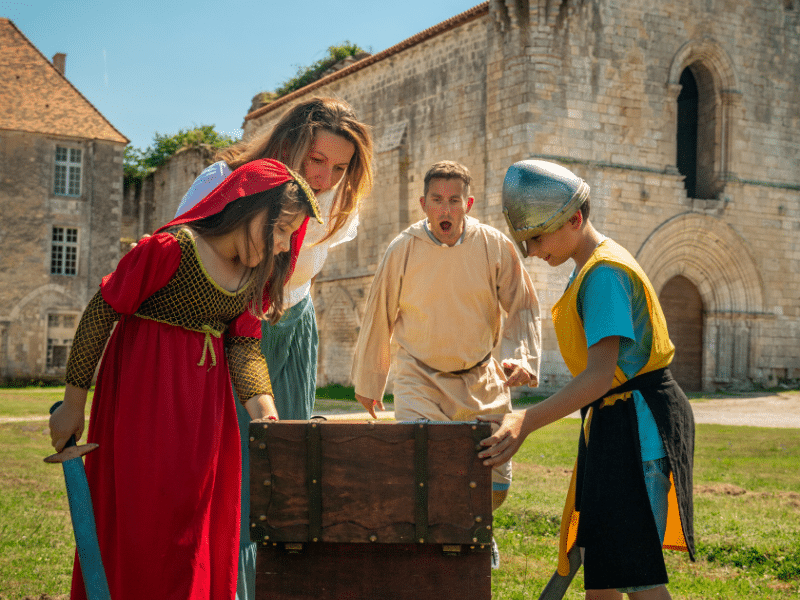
[668,37,737,92]
[637,213,763,313]
[637,213,764,389]
[9,284,78,320]
[4,284,82,379]
[667,38,741,199]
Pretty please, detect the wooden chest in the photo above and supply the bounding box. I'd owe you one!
[248,419,494,599]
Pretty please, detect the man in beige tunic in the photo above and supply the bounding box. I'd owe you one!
[352,161,541,524]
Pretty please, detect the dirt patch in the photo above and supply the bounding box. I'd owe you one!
[695,483,747,496]
[514,462,573,478]
[694,485,800,508]
[689,391,800,429]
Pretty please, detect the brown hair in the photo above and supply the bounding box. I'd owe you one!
[189,181,312,323]
[423,160,472,196]
[217,97,373,245]
[580,197,591,221]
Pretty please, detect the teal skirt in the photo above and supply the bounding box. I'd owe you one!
[260,294,318,420]
[235,400,257,600]
[234,295,318,599]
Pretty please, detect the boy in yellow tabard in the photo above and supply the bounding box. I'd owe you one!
[478,160,695,599]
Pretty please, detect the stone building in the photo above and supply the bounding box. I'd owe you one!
[243,0,800,393]
[122,145,215,244]
[0,19,128,381]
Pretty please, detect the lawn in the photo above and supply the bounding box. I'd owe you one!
[1,387,798,599]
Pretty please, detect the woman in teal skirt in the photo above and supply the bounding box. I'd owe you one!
[176,97,373,599]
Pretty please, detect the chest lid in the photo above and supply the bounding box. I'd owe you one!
[249,420,493,545]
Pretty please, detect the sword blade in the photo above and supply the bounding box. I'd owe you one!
[62,457,111,600]
[47,401,111,600]
[537,546,581,600]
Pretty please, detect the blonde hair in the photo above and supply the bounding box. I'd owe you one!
[217,97,373,245]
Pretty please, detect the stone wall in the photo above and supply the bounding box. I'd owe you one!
[246,0,799,392]
[122,145,216,242]
[0,130,124,380]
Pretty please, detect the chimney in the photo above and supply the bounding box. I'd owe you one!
[52,53,66,75]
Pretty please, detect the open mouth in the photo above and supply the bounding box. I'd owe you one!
[440,221,452,232]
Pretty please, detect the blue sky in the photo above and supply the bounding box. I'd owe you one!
[6,0,482,151]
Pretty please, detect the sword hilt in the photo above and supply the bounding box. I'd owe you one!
[44,401,99,463]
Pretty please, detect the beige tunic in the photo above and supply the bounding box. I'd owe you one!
[352,216,541,425]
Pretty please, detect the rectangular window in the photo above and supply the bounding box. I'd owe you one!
[46,313,77,370]
[51,226,79,276]
[54,146,82,196]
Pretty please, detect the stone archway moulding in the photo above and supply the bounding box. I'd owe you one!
[635,213,764,316]
[8,284,77,321]
[667,37,741,192]
[667,36,738,92]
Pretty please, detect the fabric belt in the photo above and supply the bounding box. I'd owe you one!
[448,352,493,375]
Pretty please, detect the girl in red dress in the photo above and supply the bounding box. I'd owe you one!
[48,159,320,600]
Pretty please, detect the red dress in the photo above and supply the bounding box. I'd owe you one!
[65,229,272,600]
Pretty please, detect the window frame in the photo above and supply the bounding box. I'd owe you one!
[45,312,78,371]
[54,145,83,197]
[50,226,80,276]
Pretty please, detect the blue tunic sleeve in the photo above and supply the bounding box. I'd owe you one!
[578,263,666,460]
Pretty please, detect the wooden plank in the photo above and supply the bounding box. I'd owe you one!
[255,542,492,600]
[248,421,493,545]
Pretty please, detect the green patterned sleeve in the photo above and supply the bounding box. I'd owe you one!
[65,290,121,389]
[226,337,273,402]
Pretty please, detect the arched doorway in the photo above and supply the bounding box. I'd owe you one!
[659,275,703,391]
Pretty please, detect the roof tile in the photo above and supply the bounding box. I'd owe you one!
[0,18,128,143]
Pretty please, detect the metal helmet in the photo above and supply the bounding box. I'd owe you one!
[502,160,590,254]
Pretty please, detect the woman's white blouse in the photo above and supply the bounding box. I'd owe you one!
[175,161,358,309]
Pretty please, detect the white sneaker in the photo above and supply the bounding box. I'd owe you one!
[491,537,500,569]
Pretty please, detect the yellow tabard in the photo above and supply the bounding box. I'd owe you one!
[550,239,686,576]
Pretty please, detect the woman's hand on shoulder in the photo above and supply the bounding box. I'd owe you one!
[126,234,151,254]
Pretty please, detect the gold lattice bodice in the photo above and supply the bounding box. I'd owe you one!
[137,228,253,333]
[65,229,272,400]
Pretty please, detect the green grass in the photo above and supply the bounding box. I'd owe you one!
[315,382,394,403]
[0,387,91,419]
[1,420,75,599]
[491,420,800,599]
[1,387,799,599]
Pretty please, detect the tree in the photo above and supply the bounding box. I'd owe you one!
[255,42,368,107]
[124,125,237,182]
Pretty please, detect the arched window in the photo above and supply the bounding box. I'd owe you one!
[674,59,729,200]
[670,38,739,202]
[676,69,698,198]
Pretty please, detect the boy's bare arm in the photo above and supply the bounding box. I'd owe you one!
[478,336,620,466]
